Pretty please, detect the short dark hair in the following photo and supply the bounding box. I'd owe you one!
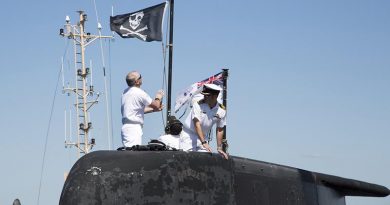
[165,116,183,135]
[170,122,183,135]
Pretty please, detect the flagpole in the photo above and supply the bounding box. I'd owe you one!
[222,69,229,153]
[167,0,174,123]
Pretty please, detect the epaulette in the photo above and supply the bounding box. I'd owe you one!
[219,103,225,110]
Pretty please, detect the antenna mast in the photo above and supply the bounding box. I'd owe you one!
[166,0,174,123]
[60,11,112,156]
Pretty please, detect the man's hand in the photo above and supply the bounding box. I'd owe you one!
[156,104,164,111]
[155,89,164,100]
[202,143,212,153]
[217,148,229,159]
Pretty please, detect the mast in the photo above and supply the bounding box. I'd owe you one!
[222,69,229,153]
[166,0,174,123]
[60,11,112,156]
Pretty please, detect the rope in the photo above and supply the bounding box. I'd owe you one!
[160,1,171,129]
[36,52,65,205]
[160,43,168,128]
[92,0,113,150]
[108,38,114,149]
[64,41,74,167]
[110,3,115,147]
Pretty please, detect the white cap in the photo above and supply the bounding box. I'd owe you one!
[201,84,222,95]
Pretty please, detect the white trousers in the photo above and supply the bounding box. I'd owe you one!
[121,124,143,147]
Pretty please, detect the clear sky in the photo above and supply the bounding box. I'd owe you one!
[0,0,389,204]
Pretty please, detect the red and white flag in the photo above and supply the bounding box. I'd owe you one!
[174,72,223,113]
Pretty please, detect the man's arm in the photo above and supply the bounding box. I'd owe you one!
[144,105,162,114]
[193,118,212,152]
[145,90,164,113]
[216,127,228,159]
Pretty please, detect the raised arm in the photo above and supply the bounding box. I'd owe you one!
[145,90,164,113]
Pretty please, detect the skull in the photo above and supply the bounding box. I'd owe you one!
[129,11,144,30]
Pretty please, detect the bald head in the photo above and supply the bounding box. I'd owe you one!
[126,71,141,87]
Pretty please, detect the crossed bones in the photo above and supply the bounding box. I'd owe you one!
[120,25,148,41]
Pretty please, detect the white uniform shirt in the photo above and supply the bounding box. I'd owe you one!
[184,101,226,135]
[181,101,226,151]
[121,86,152,125]
[158,134,181,149]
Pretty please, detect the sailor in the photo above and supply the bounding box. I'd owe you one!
[181,84,228,159]
[121,71,164,147]
[157,116,183,150]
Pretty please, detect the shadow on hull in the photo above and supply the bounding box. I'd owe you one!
[60,150,389,205]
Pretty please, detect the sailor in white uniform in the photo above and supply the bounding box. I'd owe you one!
[121,71,164,147]
[157,116,183,150]
[181,84,228,159]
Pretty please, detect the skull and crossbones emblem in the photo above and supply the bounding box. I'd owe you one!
[129,11,144,30]
[120,11,148,41]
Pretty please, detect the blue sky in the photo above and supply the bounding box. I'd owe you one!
[0,0,389,204]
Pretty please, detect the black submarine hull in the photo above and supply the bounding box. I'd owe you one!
[59,150,389,205]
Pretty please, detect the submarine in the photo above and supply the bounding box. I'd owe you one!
[59,145,389,205]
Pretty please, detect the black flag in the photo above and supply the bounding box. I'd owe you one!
[110,2,166,42]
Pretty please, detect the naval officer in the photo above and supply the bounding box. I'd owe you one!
[181,84,228,159]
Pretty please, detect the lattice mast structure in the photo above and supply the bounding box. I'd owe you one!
[60,11,112,157]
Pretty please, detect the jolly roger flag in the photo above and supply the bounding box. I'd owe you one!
[110,2,166,42]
